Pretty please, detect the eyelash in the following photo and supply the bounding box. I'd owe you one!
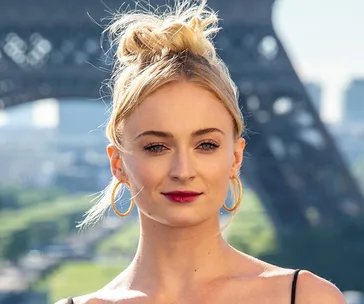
[143,141,220,154]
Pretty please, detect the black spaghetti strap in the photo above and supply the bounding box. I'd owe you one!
[67,298,74,304]
[291,269,301,304]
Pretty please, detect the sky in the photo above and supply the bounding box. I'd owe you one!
[273,0,364,122]
[1,0,363,127]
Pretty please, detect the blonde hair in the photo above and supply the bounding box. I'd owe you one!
[78,0,245,229]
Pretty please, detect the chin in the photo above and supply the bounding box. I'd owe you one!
[155,212,213,228]
[139,200,218,228]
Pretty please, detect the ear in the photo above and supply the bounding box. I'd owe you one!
[107,144,128,183]
[230,137,246,178]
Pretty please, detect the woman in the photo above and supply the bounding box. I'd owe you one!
[56,1,346,303]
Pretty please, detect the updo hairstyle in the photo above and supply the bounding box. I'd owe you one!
[78,0,245,228]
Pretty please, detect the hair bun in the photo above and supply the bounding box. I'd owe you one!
[107,0,220,66]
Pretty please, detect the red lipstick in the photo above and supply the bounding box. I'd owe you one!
[162,191,202,203]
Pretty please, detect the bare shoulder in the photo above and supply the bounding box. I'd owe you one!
[295,270,346,304]
[245,260,346,304]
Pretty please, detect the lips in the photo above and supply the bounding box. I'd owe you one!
[162,191,202,203]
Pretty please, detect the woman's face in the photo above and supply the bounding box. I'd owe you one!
[109,80,245,227]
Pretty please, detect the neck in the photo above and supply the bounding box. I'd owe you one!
[121,213,235,298]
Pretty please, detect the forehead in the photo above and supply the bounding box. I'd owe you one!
[124,81,234,136]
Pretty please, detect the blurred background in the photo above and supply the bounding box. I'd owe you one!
[0,0,363,303]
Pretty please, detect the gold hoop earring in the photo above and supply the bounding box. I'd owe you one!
[111,181,134,217]
[223,176,243,212]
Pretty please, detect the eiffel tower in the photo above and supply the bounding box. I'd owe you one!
[1,0,363,288]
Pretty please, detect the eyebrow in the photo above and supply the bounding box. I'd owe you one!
[134,128,225,141]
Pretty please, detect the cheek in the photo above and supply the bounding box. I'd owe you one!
[207,162,230,195]
[203,150,232,179]
[205,163,229,188]
[203,151,233,198]
[124,154,162,190]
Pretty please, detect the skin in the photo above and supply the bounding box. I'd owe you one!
[58,81,346,304]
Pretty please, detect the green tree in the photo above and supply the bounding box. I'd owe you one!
[3,228,30,264]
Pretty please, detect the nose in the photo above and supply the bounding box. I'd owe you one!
[169,150,196,182]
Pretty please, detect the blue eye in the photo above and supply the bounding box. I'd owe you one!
[144,144,167,153]
[143,142,219,154]
[198,142,219,151]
